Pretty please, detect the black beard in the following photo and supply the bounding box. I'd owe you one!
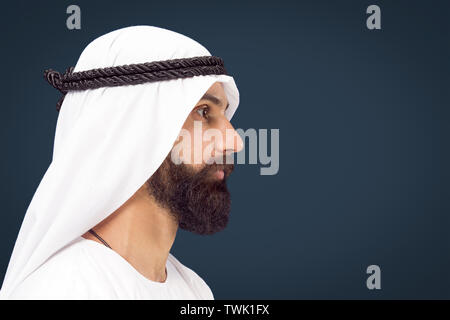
[146,154,234,235]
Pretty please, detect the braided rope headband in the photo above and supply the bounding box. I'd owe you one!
[43,55,228,111]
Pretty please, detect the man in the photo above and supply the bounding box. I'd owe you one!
[0,25,243,299]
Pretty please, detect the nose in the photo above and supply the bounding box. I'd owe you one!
[214,117,244,157]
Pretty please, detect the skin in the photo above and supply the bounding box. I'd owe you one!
[82,82,243,283]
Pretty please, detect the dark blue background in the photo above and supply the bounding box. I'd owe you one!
[0,0,448,299]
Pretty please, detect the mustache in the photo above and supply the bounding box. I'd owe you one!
[201,155,235,179]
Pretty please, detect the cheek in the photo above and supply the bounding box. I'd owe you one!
[172,126,209,165]
[190,163,204,172]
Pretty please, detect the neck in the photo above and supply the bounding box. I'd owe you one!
[82,183,178,283]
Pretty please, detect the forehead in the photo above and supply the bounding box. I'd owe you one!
[204,82,227,100]
[197,82,229,110]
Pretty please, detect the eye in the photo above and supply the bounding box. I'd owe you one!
[195,105,209,119]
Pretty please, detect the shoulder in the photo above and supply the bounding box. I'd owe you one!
[9,238,115,299]
[168,253,214,300]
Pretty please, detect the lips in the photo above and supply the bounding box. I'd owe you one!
[207,162,234,181]
[214,170,225,180]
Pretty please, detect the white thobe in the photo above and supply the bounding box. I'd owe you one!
[8,237,214,300]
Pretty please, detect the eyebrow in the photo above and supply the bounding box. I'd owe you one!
[199,93,230,110]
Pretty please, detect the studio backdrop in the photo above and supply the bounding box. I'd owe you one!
[0,0,448,299]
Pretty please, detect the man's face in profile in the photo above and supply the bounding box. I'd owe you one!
[146,82,243,235]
